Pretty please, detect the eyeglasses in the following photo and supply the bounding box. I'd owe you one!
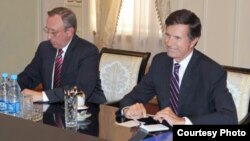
[43,27,66,37]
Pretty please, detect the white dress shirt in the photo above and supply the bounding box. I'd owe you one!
[42,40,71,102]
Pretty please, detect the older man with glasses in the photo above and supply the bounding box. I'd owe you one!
[18,7,107,104]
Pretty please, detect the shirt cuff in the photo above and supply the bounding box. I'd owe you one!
[121,106,130,116]
[42,91,49,102]
[183,117,193,125]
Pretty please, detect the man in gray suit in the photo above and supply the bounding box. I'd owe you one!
[18,7,106,104]
[119,9,237,125]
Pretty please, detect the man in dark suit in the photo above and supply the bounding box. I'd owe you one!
[18,7,107,104]
[119,9,237,125]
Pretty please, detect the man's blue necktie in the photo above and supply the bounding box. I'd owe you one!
[169,63,180,114]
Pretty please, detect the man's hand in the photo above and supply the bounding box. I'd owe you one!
[21,89,43,102]
[153,107,185,126]
[123,103,147,120]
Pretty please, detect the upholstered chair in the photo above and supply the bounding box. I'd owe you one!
[225,66,250,124]
[99,47,150,106]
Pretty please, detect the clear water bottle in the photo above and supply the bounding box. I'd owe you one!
[7,74,21,116]
[0,72,9,114]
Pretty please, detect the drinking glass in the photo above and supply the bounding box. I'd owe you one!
[22,95,34,119]
[65,93,77,127]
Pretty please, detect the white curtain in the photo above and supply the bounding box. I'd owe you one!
[112,0,169,66]
[94,0,122,50]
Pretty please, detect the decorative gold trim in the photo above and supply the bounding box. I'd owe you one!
[155,0,171,33]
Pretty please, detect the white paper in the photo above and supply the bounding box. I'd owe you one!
[140,124,169,132]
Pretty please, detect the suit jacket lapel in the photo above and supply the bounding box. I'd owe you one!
[178,50,200,110]
[45,46,57,89]
[159,58,173,108]
[61,35,79,77]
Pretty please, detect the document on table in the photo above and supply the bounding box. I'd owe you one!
[140,124,169,132]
